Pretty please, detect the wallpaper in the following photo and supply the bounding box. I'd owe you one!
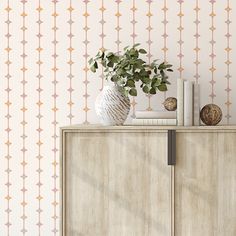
[0,0,236,235]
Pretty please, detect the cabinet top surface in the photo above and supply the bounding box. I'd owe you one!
[61,124,236,132]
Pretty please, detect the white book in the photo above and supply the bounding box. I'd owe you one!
[132,118,177,126]
[177,78,184,126]
[184,80,193,126]
[193,83,200,126]
[135,110,176,119]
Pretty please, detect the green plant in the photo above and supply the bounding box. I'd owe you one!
[89,44,173,97]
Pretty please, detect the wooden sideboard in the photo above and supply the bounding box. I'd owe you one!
[60,125,236,236]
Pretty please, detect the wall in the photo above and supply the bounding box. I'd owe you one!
[0,0,235,235]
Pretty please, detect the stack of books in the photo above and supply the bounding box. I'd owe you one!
[177,78,200,126]
[132,110,177,125]
[131,78,200,126]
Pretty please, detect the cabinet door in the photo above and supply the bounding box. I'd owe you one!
[175,132,236,236]
[62,131,172,236]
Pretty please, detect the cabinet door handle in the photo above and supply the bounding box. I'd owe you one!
[168,130,176,165]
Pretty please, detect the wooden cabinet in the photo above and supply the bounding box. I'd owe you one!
[61,128,172,236]
[175,132,236,236]
[61,126,236,236]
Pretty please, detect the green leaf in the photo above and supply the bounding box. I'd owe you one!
[107,61,114,67]
[149,87,156,94]
[101,60,106,67]
[154,79,161,87]
[158,83,167,92]
[142,85,149,93]
[126,79,135,87]
[158,62,166,70]
[133,73,140,81]
[90,65,96,73]
[129,88,137,96]
[116,68,123,76]
[94,61,98,69]
[129,48,136,56]
[111,75,119,82]
[133,43,140,48]
[123,89,129,97]
[141,77,151,84]
[165,64,173,68]
[112,55,120,63]
[140,69,149,77]
[160,70,165,77]
[167,69,173,72]
[106,52,114,58]
[151,77,157,84]
[88,58,93,64]
[165,80,171,85]
[139,49,147,54]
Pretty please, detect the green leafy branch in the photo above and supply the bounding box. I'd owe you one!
[89,44,173,97]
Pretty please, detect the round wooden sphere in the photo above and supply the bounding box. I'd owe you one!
[163,97,177,111]
[200,104,222,126]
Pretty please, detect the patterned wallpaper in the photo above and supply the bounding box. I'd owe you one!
[0,0,235,235]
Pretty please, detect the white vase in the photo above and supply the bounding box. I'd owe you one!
[95,85,130,126]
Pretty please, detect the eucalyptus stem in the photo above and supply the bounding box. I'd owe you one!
[89,44,173,97]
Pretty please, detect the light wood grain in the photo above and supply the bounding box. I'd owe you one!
[62,131,172,236]
[61,126,236,236]
[61,124,236,132]
[175,132,236,236]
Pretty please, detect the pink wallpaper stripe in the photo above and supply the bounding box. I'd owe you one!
[99,0,105,91]
[5,0,12,234]
[83,0,90,124]
[20,0,28,234]
[162,0,168,63]
[194,0,200,83]
[162,0,168,100]
[225,0,232,123]
[67,0,74,124]
[177,0,184,78]
[36,0,43,233]
[130,0,137,117]
[131,0,137,47]
[146,0,153,111]
[209,0,216,102]
[115,0,122,55]
[51,0,59,234]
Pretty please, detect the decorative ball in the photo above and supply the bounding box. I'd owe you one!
[200,104,222,126]
[163,97,177,111]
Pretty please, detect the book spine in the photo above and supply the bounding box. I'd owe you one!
[184,81,193,126]
[132,119,143,125]
[193,83,200,126]
[132,119,177,126]
[135,111,176,119]
[177,78,184,126]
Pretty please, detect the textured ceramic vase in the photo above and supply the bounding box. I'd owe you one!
[95,85,130,126]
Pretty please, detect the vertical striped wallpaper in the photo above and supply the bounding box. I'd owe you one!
[0,0,235,234]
